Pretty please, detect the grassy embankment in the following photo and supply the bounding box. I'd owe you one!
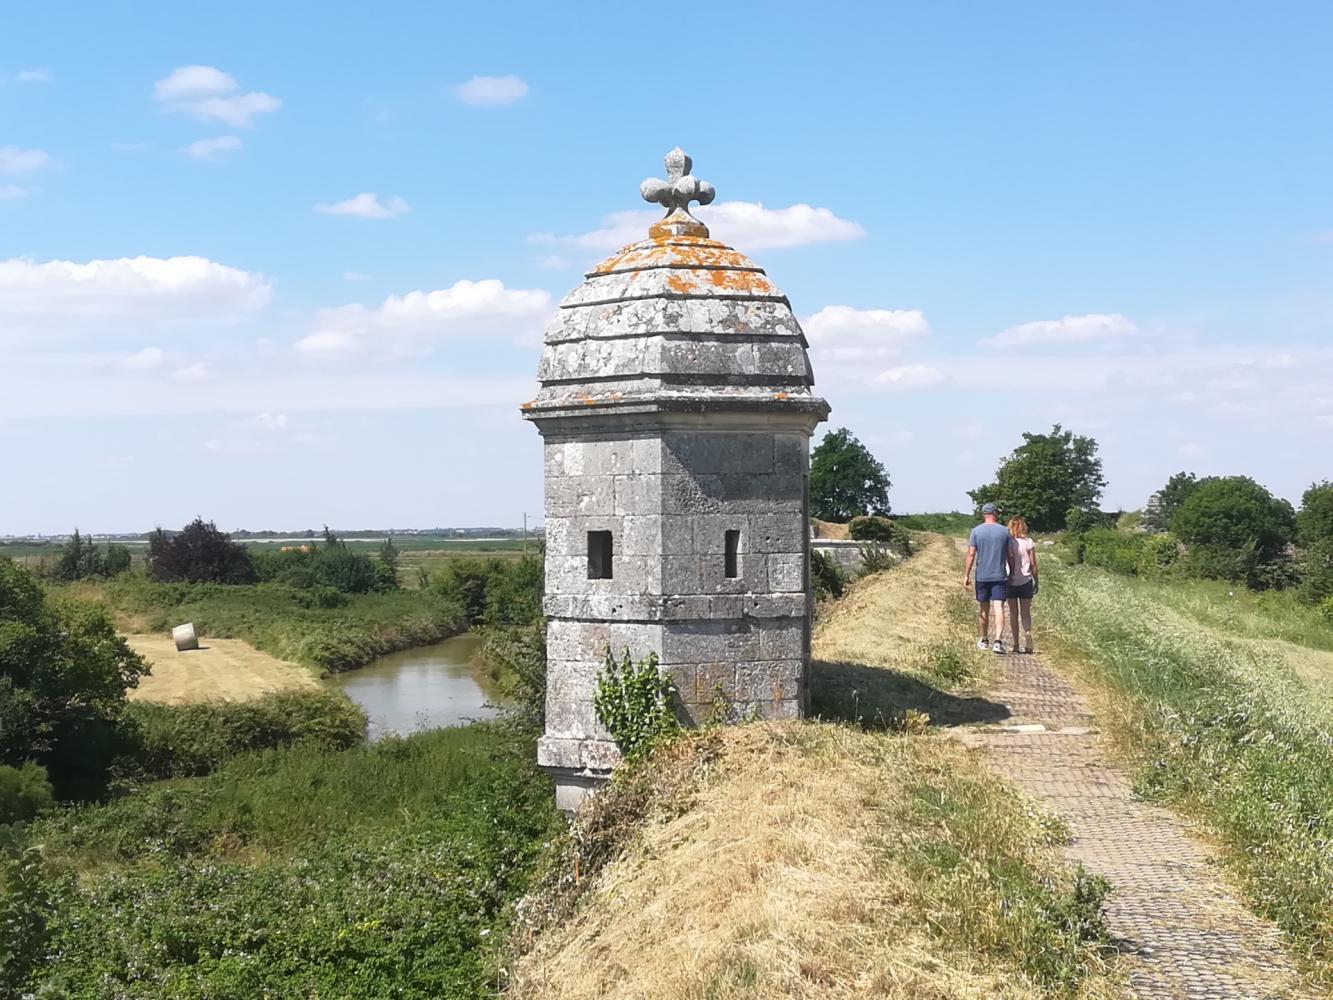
[509,535,1125,1000]
[1037,556,1333,983]
[12,723,560,998]
[66,574,470,676]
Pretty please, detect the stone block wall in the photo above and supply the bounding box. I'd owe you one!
[538,425,812,784]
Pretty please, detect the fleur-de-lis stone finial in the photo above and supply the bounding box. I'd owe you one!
[640,147,716,239]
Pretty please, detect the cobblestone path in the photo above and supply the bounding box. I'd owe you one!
[958,651,1309,999]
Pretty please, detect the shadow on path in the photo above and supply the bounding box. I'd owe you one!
[811,659,1011,729]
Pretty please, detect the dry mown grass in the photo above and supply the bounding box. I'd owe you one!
[506,725,1121,1000]
[811,533,1000,728]
[123,632,319,704]
[508,535,1122,999]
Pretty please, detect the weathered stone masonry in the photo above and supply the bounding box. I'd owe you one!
[522,149,829,810]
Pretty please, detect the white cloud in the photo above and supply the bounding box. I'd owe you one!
[1308,229,1333,245]
[1177,442,1205,458]
[153,65,236,100]
[315,193,411,220]
[0,184,28,201]
[536,254,570,271]
[803,306,929,362]
[17,69,51,83]
[529,201,865,253]
[153,65,280,128]
[250,412,288,432]
[343,271,369,281]
[453,74,528,106]
[954,422,985,439]
[874,363,947,390]
[296,279,553,359]
[183,135,241,160]
[0,256,271,337]
[116,347,166,371]
[0,146,52,174]
[983,313,1140,348]
[173,363,210,381]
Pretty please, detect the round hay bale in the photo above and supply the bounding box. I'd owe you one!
[172,622,200,651]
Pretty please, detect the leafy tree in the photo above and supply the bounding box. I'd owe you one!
[1297,481,1333,546]
[149,519,257,584]
[0,558,148,797]
[310,529,379,594]
[52,530,130,582]
[809,428,890,522]
[375,536,401,592]
[969,425,1106,532]
[1170,476,1296,584]
[1143,472,1213,534]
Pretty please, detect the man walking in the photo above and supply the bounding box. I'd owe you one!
[963,502,1010,654]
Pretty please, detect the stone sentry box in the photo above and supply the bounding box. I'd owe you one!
[521,149,829,811]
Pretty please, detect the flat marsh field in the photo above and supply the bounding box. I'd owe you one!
[123,633,320,703]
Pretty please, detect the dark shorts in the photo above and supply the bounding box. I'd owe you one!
[1008,580,1035,600]
[975,580,1007,602]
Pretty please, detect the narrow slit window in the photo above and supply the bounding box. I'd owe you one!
[587,531,613,580]
[724,529,741,579]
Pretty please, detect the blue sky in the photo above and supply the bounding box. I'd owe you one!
[3,3,1331,533]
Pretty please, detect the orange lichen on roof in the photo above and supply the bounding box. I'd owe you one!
[772,391,789,400]
[666,273,696,294]
[593,239,760,275]
[707,268,775,294]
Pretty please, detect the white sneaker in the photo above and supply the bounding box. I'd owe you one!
[993,640,1006,655]
[977,638,990,651]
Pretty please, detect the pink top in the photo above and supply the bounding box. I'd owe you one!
[1009,537,1035,586]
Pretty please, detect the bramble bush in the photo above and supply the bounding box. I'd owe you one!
[20,725,561,998]
[122,691,367,779]
[848,515,912,560]
[594,648,680,763]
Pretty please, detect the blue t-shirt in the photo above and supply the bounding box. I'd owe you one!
[968,522,1011,582]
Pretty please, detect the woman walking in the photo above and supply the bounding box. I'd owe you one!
[1007,517,1039,654]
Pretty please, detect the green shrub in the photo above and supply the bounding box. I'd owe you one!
[1081,529,1177,577]
[1,832,60,996]
[1298,540,1333,606]
[1321,596,1333,624]
[1170,476,1296,565]
[858,543,898,575]
[23,725,560,997]
[0,762,55,824]
[1298,481,1333,546]
[848,515,894,541]
[811,549,845,601]
[850,516,912,560]
[478,621,546,727]
[594,648,679,763]
[0,558,148,799]
[122,691,367,779]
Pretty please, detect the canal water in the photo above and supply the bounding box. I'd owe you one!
[324,633,499,739]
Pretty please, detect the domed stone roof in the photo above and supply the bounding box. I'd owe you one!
[523,150,829,422]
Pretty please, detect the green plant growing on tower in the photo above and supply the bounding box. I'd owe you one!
[593,647,679,762]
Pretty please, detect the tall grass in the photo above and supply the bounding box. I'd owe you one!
[893,511,976,536]
[508,725,1119,999]
[1039,561,1333,981]
[22,723,560,997]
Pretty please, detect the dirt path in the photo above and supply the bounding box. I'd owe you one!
[959,648,1308,998]
[124,633,319,704]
